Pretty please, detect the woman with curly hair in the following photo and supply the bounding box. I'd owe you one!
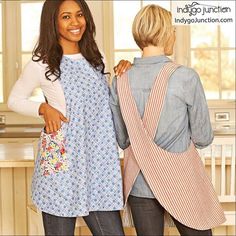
[8,0,130,235]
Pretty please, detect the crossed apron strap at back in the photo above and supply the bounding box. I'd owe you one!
[142,62,180,138]
[117,62,225,230]
[119,62,180,139]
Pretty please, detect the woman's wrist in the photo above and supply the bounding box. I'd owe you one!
[38,102,48,115]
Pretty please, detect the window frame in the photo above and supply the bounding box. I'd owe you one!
[1,1,235,110]
[0,1,18,110]
[103,1,235,108]
[0,1,4,105]
[103,1,173,76]
[0,0,43,111]
[189,25,235,101]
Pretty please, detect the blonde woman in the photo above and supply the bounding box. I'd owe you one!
[110,4,225,236]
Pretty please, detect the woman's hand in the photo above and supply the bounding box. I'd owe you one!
[39,103,69,133]
[114,60,132,76]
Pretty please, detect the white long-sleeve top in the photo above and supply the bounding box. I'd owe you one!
[8,54,85,117]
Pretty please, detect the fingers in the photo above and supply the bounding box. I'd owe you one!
[41,104,69,134]
[45,121,52,134]
[45,125,50,134]
[119,61,132,76]
[113,66,118,75]
[114,60,125,76]
[45,114,69,134]
[45,120,59,134]
[59,113,69,123]
[114,60,132,76]
[52,120,59,132]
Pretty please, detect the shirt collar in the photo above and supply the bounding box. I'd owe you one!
[133,55,171,66]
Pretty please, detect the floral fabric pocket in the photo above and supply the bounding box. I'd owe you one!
[39,128,68,176]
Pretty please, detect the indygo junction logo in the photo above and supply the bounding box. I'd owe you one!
[177,2,231,17]
[172,1,235,25]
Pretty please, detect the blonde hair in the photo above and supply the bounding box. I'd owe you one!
[132,4,173,50]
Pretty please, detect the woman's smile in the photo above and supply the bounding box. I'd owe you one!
[69,28,81,35]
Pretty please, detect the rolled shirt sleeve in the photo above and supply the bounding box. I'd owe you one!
[186,70,214,149]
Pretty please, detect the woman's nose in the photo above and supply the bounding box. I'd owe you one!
[71,16,80,26]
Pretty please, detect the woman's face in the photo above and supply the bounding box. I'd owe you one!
[57,0,86,49]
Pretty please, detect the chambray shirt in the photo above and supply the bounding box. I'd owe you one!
[109,55,213,198]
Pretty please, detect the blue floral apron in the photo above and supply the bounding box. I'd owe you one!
[32,56,123,217]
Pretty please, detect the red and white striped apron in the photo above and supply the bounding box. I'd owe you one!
[117,62,225,230]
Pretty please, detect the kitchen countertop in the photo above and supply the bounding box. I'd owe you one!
[0,143,35,168]
[0,121,234,168]
[0,124,235,138]
[0,134,234,168]
[0,123,234,137]
[213,131,235,136]
[0,124,43,138]
[0,143,125,169]
[0,132,41,138]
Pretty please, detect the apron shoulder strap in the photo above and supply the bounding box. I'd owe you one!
[117,62,180,141]
[143,62,180,138]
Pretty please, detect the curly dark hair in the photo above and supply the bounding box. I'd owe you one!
[32,0,105,81]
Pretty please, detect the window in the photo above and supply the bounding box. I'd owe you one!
[112,1,171,65]
[105,1,235,102]
[21,2,44,102]
[0,1,44,108]
[21,2,43,69]
[190,25,235,100]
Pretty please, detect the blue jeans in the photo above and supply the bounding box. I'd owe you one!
[42,211,125,236]
[128,195,212,236]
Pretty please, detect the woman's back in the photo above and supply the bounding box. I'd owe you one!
[110,55,213,153]
[110,3,225,233]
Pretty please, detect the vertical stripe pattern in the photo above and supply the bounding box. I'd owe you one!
[117,62,225,230]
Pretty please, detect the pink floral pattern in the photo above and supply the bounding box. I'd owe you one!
[39,128,68,176]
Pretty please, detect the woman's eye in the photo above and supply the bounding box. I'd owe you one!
[78,13,83,17]
[62,15,70,19]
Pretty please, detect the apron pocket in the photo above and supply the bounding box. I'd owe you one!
[39,128,68,176]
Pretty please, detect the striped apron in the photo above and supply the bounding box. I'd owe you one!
[117,62,225,230]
